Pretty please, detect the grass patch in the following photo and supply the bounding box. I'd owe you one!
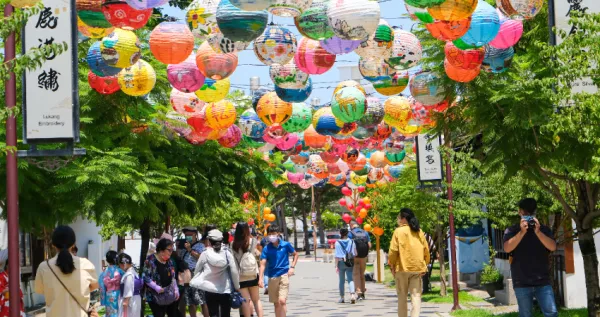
[451,308,588,317]
[421,287,484,303]
[430,261,449,283]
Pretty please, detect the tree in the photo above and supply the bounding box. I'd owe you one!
[321,210,341,230]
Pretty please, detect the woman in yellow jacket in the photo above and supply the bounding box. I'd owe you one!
[388,208,430,317]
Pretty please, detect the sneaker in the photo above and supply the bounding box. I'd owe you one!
[360,293,366,300]
[357,293,364,301]
[337,298,345,304]
[264,289,269,295]
[351,294,356,304]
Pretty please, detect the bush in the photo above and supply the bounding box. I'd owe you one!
[481,263,503,284]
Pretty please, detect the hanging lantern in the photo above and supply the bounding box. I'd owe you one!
[218,125,243,148]
[239,109,267,138]
[370,151,387,168]
[496,0,543,20]
[458,1,500,47]
[125,0,167,9]
[385,164,405,178]
[373,72,410,96]
[269,0,312,17]
[308,155,329,179]
[87,41,121,76]
[78,17,114,39]
[355,20,394,60]
[263,123,287,145]
[313,107,344,136]
[207,31,250,54]
[405,3,434,22]
[149,22,195,65]
[410,72,446,106]
[78,0,112,28]
[320,149,341,163]
[427,0,478,21]
[282,103,312,133]
[328,173,347,186]
[275,78,313,103]
[368,167,385,182]
[410,98,434,126]
[444,41,485,70]
[101,1,152,30]
[372,122,392,141]
[277,133,300,150]
[359,58,394,82]
[294,38,336,75]
[444,58,480,82]
[195,42,238,80]
[117,59,156,96]
[88,71,120,95]
[256,92,293,125]
[252,87,272,110]
[333,80,366,96]
[352,126,375,140]
[349,153,367,171]
[304,125,329,148]
[254,24,297,66]
[270,60,309,89]
[216,0,268,42]
[425,18,471,41]
[386,29,422,70]
[489,10,523,49]
[383,96,412,127]
[359,96,384,128]
[170,89,205,115]
[331,87,367,123]
[195,78,231,102]
[482,46,514,73]
[205,100,237,130]
[186,0,219,40]
[230,0,271,10]
[294,0,334,40]
[319,36,361,55]
[167,54,206,93]
[327,0,380,40]
[336,122,358,139]
[404,0,445,8]
[350,172,368,185]
[10,0,38,8]
[100,28,142,69]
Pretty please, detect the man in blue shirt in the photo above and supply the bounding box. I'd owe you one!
[259,225,299,317]
[348,223,372,300]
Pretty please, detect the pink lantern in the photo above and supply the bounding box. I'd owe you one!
[167,54,205,93]
[347,203,355,210]
[276,133,299,150]
[358,186,365,192]
[355,206,361,213]
[342,213,352,224]
[170,89,204,115]
[337,159,350,174]
[489,11,523,49]
[187,108,214,139]
[341,186,352,196]
[298,179,312,189]
[218,125,242,148]
[356,217,364,224]
[339,198,347,206]
[294,37,336,75]
[365,203,372,209]
[288,172,304,184]
[263,124,287,145]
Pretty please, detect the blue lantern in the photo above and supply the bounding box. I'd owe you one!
[216,0,268,42]
[482,46,514,73]
[459,0,500,47]
[86,41,121,76]
[239,109,267,138]
[312,107,343,136]
[275,78,313,103]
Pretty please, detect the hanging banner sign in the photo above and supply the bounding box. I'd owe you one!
[416,133,443,182]
[22,0,79,143]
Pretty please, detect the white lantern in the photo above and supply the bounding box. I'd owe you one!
[327,0,380,41]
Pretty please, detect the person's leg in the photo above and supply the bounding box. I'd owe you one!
[514,287,535,317]
[276,275,289,317]
[338,261,346,300]
[166,301,180,317]
[248,286,264,317]
[358,258,367,297]
[407,273,422,317]
[395,272,409,317]
[240,288,252,317]
[268,276,281,315]
[344,264,356,303]
[149,302,167,317]
[352,259,362,296]
[219,293,232,317]
[178,286,188,317]
[205,291,221,317]
[534,285,558,317]
[264,268,269,294]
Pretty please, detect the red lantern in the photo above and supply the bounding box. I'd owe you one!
[102,1,152,30]
[347,203,354,210]
[358,199,365,206]
[248,218,255,226]
[341,186,352,196]
[342,213,352,224]
[358,186,366,193]
[444,58,480,83]
[356,217,364,224]
[243,192,250,200]
[88,71,119,95]
[444,42,484,70]
[339,198,347,206]
[355,206,361,213]
[365,203,372,210]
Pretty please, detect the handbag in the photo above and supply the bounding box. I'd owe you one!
[225,251,245,309]
[342,240,355,268]
[150,278,178,306]
[46,260,95,317]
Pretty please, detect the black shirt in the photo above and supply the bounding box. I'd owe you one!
[156,259,173,287]
[503,224,554,288]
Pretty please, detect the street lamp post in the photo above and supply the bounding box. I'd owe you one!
[310,97,320,110]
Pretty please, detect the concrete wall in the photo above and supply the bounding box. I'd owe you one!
[70,217,118,273]
[563,223,600,308]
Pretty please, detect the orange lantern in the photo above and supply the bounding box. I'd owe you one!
[369,151,387,168]
[364,224,372,232]
[256,92,293,126]
[359,209,368,219]
[88,71,120,95]
[425,18,471,41]
[427,0,477,21]
[373,226,384,236]
[149,22,195,65]
[328,173,347,186]
[196,42,239,80]
[444,41,484,70]
[267,214,276,222]
[204,100,237,130]
[263,207,272,214]
[304,125,329,149]
[444,58,480,83]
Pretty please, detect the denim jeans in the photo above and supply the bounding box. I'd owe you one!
[264,267,269,288]
[514,285,558,317]
[337,261,355,298]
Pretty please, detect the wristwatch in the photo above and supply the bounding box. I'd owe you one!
[290,266,295,269]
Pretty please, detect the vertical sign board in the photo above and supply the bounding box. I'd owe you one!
[23,0,79,144]
[416,133,444,182]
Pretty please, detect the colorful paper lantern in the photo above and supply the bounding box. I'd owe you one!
[386,29,422,70]
[336,122,357,140]
[329,173,347,186]
[288,172,305,184]
[87,41,121,76]
[256,92,293,125]
[425,18,471,41]
[368,167,385,182]
[282,103,312,133]
[328,0,380,40]
[349,153,367,171]
[444,41,485,70]
[10,0,39,8]
[385,164,404,178]
[167,54,205,93]
[254,25,297,66]
[372,122,392,140]
[427,0,478,21]
[331,87,366,123]
[217,125,243,148]
[268,0,312,17]
[383,96,412,127]
[207,32,250,54]
[239,109,267,138]
[308,155,328,179]
[88,71,120,95]
[373,72,409,96]
[171,89,205,115]
[405,3,434,23]
[186,0,220,40]
[276,133,300,150]
[458,1,500,47]
[78,0,112,28]
[405,0,445,8]
[304,125,329,148]
[101,1,152,30]
[230,0,271,10]
[125,0,167,9]
[149,22,195,65]
[276,78,313,103]
[204,100,237,130]
[195,78,231,102]
[359,96,384,128]
[497,0,543,20]
[410,98,434,126]
[489,11,523,49]
[251,87,272,110]
[359,58,394,82]
[333,80,366,96]
[117,59,156,96]
[294,0,334,40]
[195,42,238,80]
[482,46,514,73]
[410,72,446,106]
[444,58,480,82]
[313,107,344,136]
[216,0,268,42]
[355,20,394,60]
[78,17,114,39]
[263,124,287,145]
[100,28,142,69]
[270,60,310,89]
[294,38,336,75]
[319,36,361,55]
[351,126,375,140]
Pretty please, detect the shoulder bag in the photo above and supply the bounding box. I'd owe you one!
[148,259,178,306]
[343,240,355,268]
[225,251,246,309]
[46,260,96,317]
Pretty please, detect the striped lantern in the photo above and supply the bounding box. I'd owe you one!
[333,80,366,96]
[373,72,409,96]
[312,107,344,136]
[150,22,195,65]
[230,0,271,10]
[253,24,297,66]
[359,58,395,82]
[216,0,268,43]
[270,60,310,89]
[427,0,478,21]
[100,28,142,69]
[170,89,205,115]
[275,78,313,103]
[327,0,380,41]
[386,29,422,70]
[383,96,412,128]
[239,109,267,138]
[489,9,523,49]
[256,92,293,125]
[205,100,237,130]
[294,0,334,40]
[425,17,471,41]
[78,17,114,39]
[458,0,500,47]
[294,37,336,75]
[444,41,485,70]
[78,0,112,28]
[87,41,121,76]
[101,1,152,30]
[186,0,219,40]
[358,96,384,128]
[195,42,238,80]
[410,72,446,106]
[195,78,231,102]
[167,54,206,93]
[88,71,120,95]
[117,59,157,96]
[331,87,366,123]
[354,19,394,60]
[444,58,480,82]
[269,0,312,17]
[125,0,167,10]
[482,46,514,73]
[496,0,544,20]
[319,36,361,55]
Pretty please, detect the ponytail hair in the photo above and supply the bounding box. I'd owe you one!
[52,226,76,274]
[399,208,420,232]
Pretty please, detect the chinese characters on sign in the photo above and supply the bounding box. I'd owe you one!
[24,0,78,142]
[416,133,443,182]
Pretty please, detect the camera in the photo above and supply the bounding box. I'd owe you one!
[522,215,536,229]
[176,238,187,250]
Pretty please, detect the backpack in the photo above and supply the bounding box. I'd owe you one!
[353,229,370,258]
[340,240,354,267]
[234,238,259,279]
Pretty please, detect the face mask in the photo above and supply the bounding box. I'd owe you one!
[161,253,171,261]
[268,235,279,243]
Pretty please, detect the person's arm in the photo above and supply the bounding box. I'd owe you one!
[84,259,99,291]
[367,232,372,249]
[258,259,267,288]
[534,219,557,252]
[288,244,299,276]
[422,232,430,274]
[228,251,241,290]
[388,230,399,275]
[34,265,45,295]
[121,274,133,308]
[142,258,163,293]
[503,221,528,253]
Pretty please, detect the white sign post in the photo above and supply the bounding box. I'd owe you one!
[23,0,79,144]
[416,133,443,183]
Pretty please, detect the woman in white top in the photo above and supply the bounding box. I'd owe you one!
[334,228,357,304]
[118,253,142,317]
[232,222,263,317]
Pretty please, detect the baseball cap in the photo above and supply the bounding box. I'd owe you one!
[207,229,223,241]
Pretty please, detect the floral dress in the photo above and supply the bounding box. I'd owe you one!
[142,254,178,303]
[99,265,124,317]
[0,271,25,317]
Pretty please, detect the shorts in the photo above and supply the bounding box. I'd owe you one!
[240,275,259,289]
[268,274,289,303]
[185,285,206,306]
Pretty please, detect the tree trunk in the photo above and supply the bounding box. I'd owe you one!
[139,219,151,317]
[301,206,310,255]
[577,226,600,317]
[316,189,325,245]
[292,206,298,249]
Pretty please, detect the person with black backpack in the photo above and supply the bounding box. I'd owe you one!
[349,223,371,301]
[334,228,357,304]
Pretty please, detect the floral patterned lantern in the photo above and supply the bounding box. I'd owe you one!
[195,78,231,102]
[256,92,293,125]
[294,38,336,75]
[496,0,543,20]
[78,0,112,28]
[268,0,312,17]
[216,0,268,42]
[88,71,120,95]
[87,41,121,76]
[489,10,523,49]
[368,167,385,182]
[100,28,142,69]
[186,0,219,40]
[282,103,312,133]
[270,60,310,89]
[328,173,347,186]
[254,24,297,66]
[187,108,215,139]
[373,72,409,96]
[230,0,271,10]
[117,59,156,96]
[170,89,205,115]
[308,154,329,179]
[425,18,471,41]
[319,36,361,55]
[101,1,152,30]
[386,29,422,70]
[444,58,480,82]
[304,125,329,148]
[207,31,250,53]
[409,72,446,106]
[383,96,412,127]
[294,0,334,40]
[333,80,366,96]
[313,107,344,136]
[239,109,267,138]
[275,78,313,103]
[218,125,243,148]
[167,54,205,93]
[205,100,237,130]
[359,58,394,82]
[359,96,384,128]
[150,22,195,65]
[444,41,485,70]
[482,46,514,73]
[195,42,238,80]
[427,0,478,21]
[372,122,392,140]
[327,0,380,40]
[354,19,394,60]
[125,0,167,10]
[331,87,367,123]
[78,17,114,39]
[410,98,434,126]
[458,0,500,47]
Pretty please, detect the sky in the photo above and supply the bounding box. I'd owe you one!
[161,0,416,105]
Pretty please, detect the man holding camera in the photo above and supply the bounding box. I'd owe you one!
[503,198,558,317]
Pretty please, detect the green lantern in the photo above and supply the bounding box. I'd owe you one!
[331,87,367,123]
[405,0,446,9]
[282,158,296,172]
[283,103,312,133]
[294,0,334,41]
[385,150,406,165]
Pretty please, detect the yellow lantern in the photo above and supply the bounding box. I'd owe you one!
[363,197,371,204]
[100,28,142,69]
[117,59,156,96]
[78,17,114,39]
[205,100,237,130]
[195,78,231,102]
[364,224,372,232]
[359,209,368,219]
[383,96,412,127]
[263,207,272,214]
[10,0,39,8]
[256,92,293,125]
[428,0,478,21]
[333,80,366,96]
